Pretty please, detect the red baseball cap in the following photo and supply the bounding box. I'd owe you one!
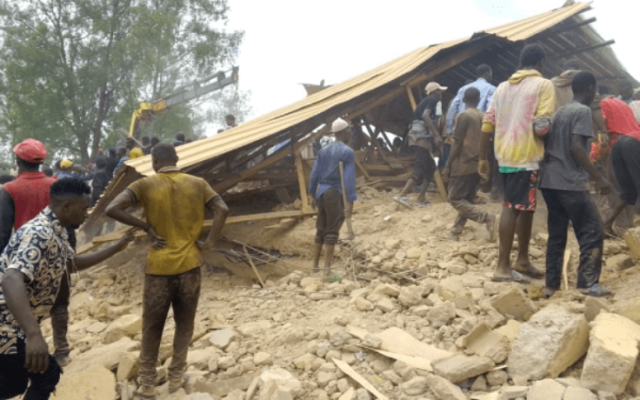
[13,139,47,164]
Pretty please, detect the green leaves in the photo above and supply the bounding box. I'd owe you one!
[0,0,244,164]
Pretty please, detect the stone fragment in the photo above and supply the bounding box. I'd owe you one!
[102,314,142,344]
[185,394,215,400]
[585,297,610,322]
[294,353,317,370]
[529,379,565,400]
[581,313,640,394]
[432,353,494,383]
[490,287,537,321]
[471,375,487,391]
[508,305,589,381]
[238,320,274,336]
[210,374,256,397]
[362,334,382,349]
[188,348,218,370]
[254,352,273,366]
[376,297,398,313]
[401,376,428,395]
[494,320,521,344]
[461,321,510,363]
[605,254,634,271]
[398,286,424,307]
[425,374,466,400]
[375,284,401,297]
[339,388,355,400]
[116,351,139,382]
[219,355,237,370]
[427,301,456,328]
[393,360,416,382]
[258,367,302,398]
[406,247,423,259]
[382,370,402,385]
[385,239,400,251]
[616,298,640,325]
[486,370,508,386]
[209,329,238,350]
[355,297,374,312]
[563,387,597,400]
[65,337,140,374]
[500,386,529,399]
[51,364,115,400]
[355,388,371,400]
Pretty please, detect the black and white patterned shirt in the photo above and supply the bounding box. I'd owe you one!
[0,207,74,355]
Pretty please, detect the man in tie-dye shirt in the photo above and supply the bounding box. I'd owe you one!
[479,44,555,283]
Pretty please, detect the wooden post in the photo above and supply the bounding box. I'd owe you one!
[243,245,266,288]
[295,151,312,213]
[406,86,417,111]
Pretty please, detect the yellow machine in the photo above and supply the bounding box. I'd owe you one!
[128,67,239,137]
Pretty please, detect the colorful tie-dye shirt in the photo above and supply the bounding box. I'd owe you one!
[482,70,556,171]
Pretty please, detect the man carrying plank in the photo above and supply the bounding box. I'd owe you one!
[107,143,228,399]
[308,118,357,279]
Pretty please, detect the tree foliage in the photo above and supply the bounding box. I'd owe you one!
[0,0,244,163]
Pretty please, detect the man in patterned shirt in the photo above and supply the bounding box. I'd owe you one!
[0,179,132,400]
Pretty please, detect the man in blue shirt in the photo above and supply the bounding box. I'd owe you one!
[446,65,496,135]
[308,118,357,278]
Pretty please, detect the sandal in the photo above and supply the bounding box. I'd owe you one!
[415,200,431,208]
[134,385,156,399]
[491,270,530,283]
[578,284,612,297]
[393,196,414,210]
[513,263,544,279]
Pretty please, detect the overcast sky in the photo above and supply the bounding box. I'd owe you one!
[211,0,639,134]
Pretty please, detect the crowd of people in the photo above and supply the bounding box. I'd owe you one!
[0,124,232,398]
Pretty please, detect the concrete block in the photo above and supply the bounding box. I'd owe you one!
[490,287,537,321]
[529,379,565,400]
[461,321,510,363]
[425,374,466,400]
[432,353,494,383]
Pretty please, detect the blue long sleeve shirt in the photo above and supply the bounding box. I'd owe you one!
[308,141,357,203]
[446,78,496,134]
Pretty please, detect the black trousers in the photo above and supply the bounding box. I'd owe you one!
[542,189,604,290]
[315,188,345,245]
[0,341,62,400]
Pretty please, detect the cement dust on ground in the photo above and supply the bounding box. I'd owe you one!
[26,188,640,400]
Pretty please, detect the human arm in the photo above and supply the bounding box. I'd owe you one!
[106,188,166,249]
[343,152,357,215]
[443,114,468,180]
[307,154,322,209]
[1,269,49,373]
[532,81,556,137]
[446,90,464,135]
[479,102,496,180]
[571,109,610,194]
[74,232,135,270]
[197,195,229,251]
[0,189,15,253]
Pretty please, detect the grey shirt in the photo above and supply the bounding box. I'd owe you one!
[540,102,594,191]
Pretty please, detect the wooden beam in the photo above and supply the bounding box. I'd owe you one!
[294,151,312,213]
[547,40,615,61]
[406,86,417,110]
[531,17,596,42]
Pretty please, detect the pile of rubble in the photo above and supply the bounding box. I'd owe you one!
[27,192,640,400]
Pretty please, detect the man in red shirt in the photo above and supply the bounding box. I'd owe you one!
[0,139,74,367]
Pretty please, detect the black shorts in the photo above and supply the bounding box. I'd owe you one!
[315,188,345,245]
[611,136,640,206]
[501,170,538,211]
[410,146,436,185]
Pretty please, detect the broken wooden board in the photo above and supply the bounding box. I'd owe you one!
[332,358,389,400]
[376,327,453,362]
[360,346,433,372]
[562,249,571,291]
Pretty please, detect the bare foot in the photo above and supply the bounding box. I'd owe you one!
[513,259,544,278]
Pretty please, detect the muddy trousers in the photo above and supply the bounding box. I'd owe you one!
[0,341,62,400]
[448,174,489,234]
[542,189,604,290]
[138,267,201,387]
[50,272,70,357]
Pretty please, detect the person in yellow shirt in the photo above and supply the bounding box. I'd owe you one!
[126,137,144,160]
[107,143,228,398]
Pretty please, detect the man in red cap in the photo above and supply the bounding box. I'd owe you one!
[0,139,74,367]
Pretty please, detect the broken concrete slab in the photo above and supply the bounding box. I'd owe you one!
[584,297,609,322]
[51,364,115,400]
[508,305,589,381]
[490,287,537,321]
[461,321,510,363]
[65,337,140,374]
[605,254,634,271]
[238,320,273,336]
[375,327,453,362]
[581,313,640,395]
[432,353,494,383]
[425,374,466,400]
[529,379,565,400]
[616,298,640,325]
[563,386,597,400]
[102,314,142,344]
[208,328,238,350]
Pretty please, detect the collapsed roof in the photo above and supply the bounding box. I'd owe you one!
[86,1,635,227]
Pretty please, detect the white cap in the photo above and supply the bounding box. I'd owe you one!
[331,118,349,133]
[425,82,448,95]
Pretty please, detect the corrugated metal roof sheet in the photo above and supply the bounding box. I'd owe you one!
[124,2,592,178]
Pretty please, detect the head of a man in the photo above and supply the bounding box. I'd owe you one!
[13,139,47,173]
[125,137,135,150]
[331,118,351,144]
[463,87,481,108]
[141,136,150,146]
[116,147,127,158]
[425,82,447,100]
[95,156,107,170]
[519,44,546,73]
[225,114,236,127]
[151,143,178,173]
[176,132,186,143]
[563,59,582,72]
[50,178,91,228]
[476,64,493,83]
[151,137,160,147]
[108,148,117,158]
[619,79,634,100]
[572,71,597,106]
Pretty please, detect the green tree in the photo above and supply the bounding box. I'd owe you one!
[0,0,243,164]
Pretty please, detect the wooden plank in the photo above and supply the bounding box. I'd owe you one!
[332,358,389,400]
[243,245,266,288]
[433,170,448,201]
[405,86,417,111]
[354,159,371,180]
[562,249,571,291]
[360,346,433,372]
[294,151,312,214]
[547,40,615,61]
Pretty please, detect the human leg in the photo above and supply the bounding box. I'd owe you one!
[168,267,202,392]
[50,272,70,366]
[138,274,175,394]
[541,189,569,291]
[417,151,436,204]
[313,195,327,273]
[321,189,344,278]
[606,137,640,233]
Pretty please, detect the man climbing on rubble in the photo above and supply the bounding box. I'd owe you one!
[540,71,612,297]
[107,143,229,399]
[308,118,357,279]
[442,87,498,241]
[393,82,446,209]
[479,43,555,283]
[0,179,133,400]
